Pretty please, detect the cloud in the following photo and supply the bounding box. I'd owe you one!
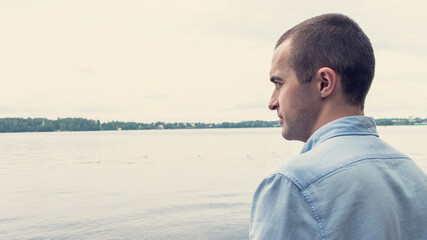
[1,0,426,122]
[73,106,120,113]
[234,101,268,110]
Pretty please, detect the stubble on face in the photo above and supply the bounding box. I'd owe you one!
[280,85,318,142]
[271,40,319,142]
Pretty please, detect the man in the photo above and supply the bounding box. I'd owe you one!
[250,13,427,239]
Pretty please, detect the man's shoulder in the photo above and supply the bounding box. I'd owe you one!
[276,134,411,190]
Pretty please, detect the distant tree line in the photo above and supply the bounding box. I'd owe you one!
[0,118,280,133]
[374,117,427,126]
[0,118,101,132]
[0,117,425,133]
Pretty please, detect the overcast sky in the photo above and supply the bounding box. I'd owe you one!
[1,0,426,123]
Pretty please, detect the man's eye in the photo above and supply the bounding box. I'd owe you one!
[275,82,283,88]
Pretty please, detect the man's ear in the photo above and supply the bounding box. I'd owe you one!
[315,67,337,98]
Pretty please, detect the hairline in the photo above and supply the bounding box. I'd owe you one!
[274,35,313,84]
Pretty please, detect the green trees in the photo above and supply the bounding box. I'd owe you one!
[0,118,100,132]
[374,118,425,126]
[0,117,425,133]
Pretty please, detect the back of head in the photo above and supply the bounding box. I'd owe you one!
[276,13,375,108]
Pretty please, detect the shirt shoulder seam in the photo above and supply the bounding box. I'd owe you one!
[303,155,411,190]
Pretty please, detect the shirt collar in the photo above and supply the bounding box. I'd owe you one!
[300,116,379,154]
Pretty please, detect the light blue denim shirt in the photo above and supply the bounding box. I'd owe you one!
[250,116,427,240]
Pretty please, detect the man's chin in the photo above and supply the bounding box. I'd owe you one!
[281,127,289,140]
[281,127,301,141]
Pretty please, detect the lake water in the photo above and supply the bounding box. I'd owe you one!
[1,126,426,239]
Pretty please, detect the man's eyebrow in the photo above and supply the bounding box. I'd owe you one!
[270,76,283,83]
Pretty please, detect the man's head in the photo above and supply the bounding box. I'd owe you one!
[276,13,375,107]
[269,13,375,142]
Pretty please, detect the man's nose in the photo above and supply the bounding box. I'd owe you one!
[268,90,278,110]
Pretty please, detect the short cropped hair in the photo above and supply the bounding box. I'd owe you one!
[276,13,375,107]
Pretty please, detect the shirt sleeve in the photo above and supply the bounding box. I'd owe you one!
[249,173,320,240]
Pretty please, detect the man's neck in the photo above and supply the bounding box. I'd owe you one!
[308,104,364,141]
